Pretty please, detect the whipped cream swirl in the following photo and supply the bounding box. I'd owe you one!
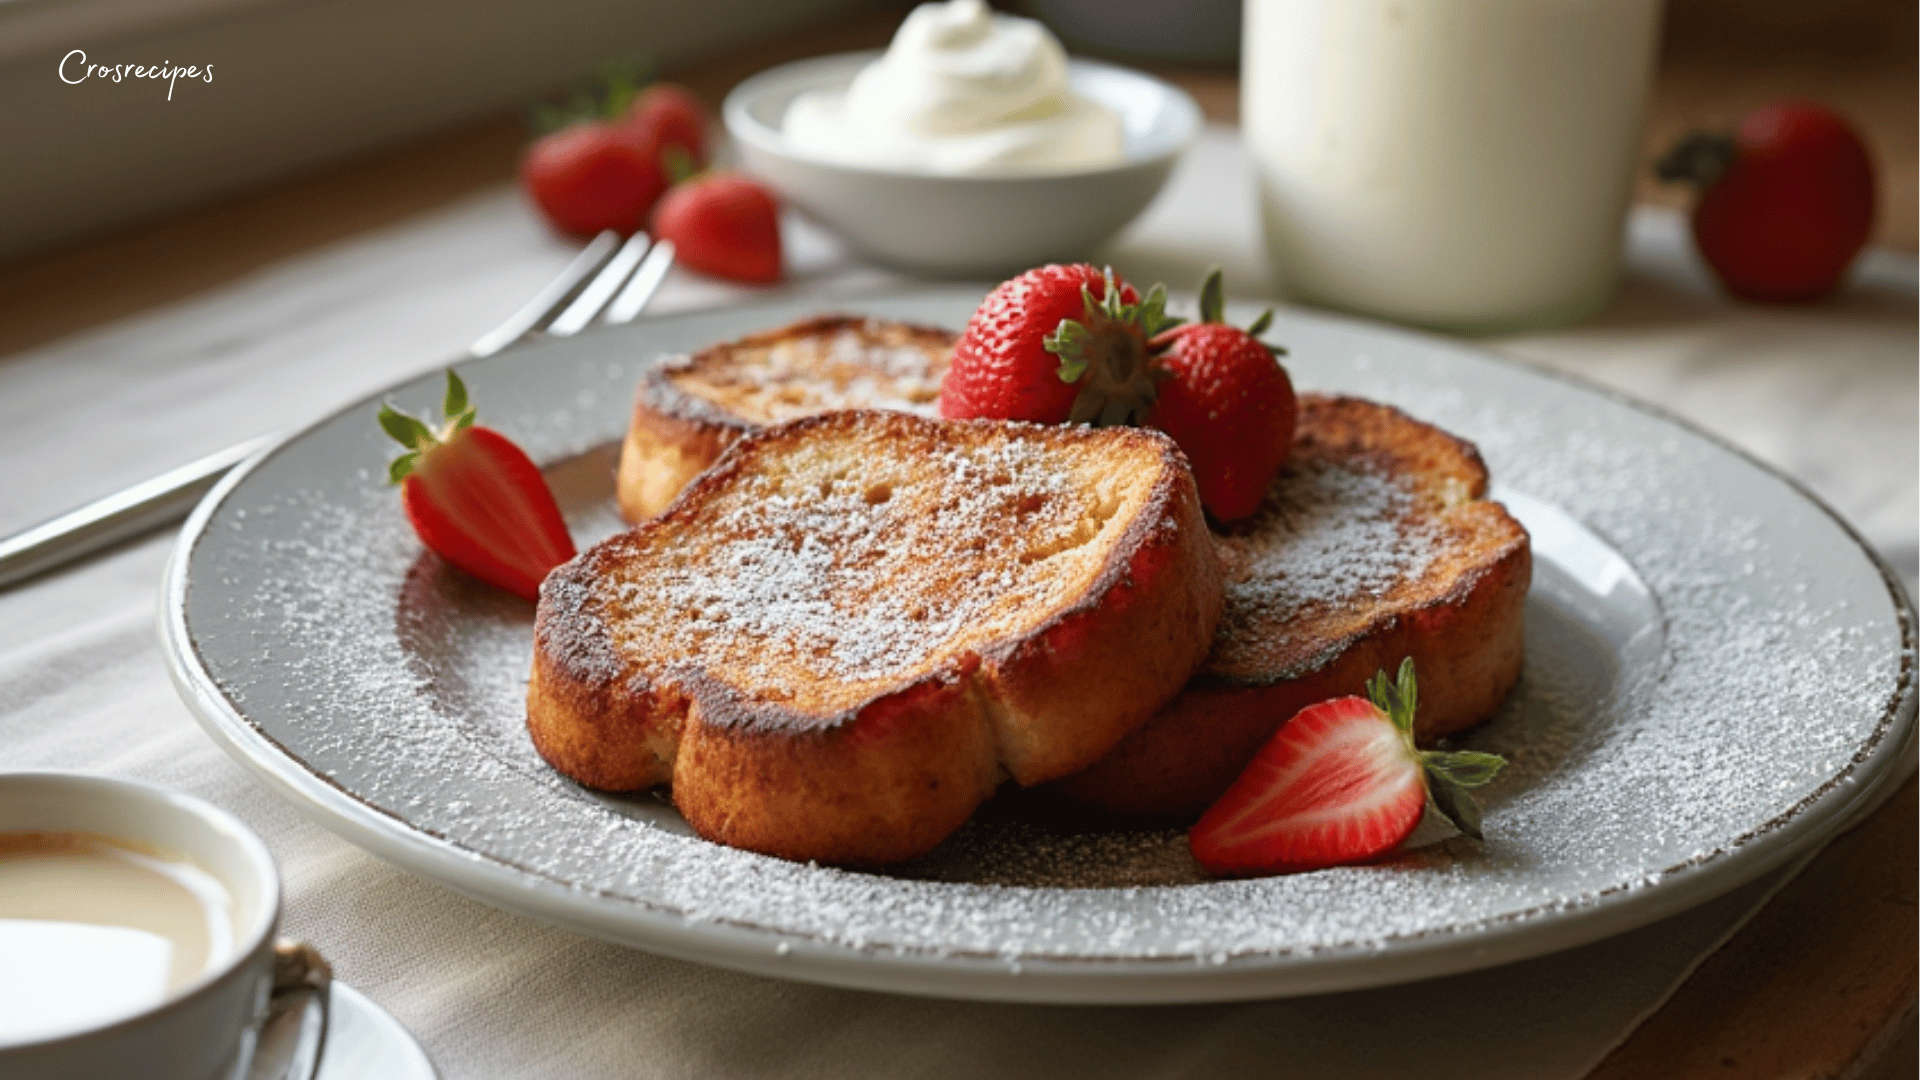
[782,0,1124,175]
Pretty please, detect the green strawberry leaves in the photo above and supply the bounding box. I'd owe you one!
[386,451,421,485]
[1047,268,1181,387]
[1194,265,1285,355]
[1044,268,1183,427]
[442,369,470,418]
[1419,749,1507,841]
[530,53,655,134]
[378,407,435,451]
[1365,658,1419,738]
[1199,265,1226,324]
[1046,320,1095,384]
[1422,751,1507,788]
[661,144,701,187]
[380,371,478,484]
[1368,658,1507,843]
[1042,266,1298,428]
[1425,776,1486,843]
[1654,130,1737,190]
[1134,282,1181,339]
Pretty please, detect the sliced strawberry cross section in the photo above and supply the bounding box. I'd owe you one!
[379,371,576,601]
[1189,659,1506,877]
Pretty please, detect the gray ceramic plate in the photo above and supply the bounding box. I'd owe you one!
[161,288,1915,1004]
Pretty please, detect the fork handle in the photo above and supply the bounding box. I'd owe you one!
[0,231,674,591]
[0,435,277,589]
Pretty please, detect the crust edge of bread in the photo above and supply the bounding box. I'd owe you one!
[531,410,1225,864]
[615,316,956,522]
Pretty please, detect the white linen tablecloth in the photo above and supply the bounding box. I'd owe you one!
[1,127,1913,1078]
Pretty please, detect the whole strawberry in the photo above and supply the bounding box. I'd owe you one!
[521,61,709,240]
[1657,100,1876,302]
[379,372,576,601]
[522,126,656,238]
[617,82,707,182]
[1189,659,1506,877]
[653,172,782,284]
[938,264,1168,425]
[1149,269,1296,521]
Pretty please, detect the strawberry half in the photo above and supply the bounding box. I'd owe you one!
[379,372,576,601]
[1189,660,1506,877]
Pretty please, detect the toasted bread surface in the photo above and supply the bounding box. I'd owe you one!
[1054,394,1531,818]
[617,316,954,521]
[531,410,1223,864]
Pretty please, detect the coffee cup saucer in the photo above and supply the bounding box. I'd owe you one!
[250,979,434,1080]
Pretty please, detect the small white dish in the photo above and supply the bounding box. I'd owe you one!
[724,51,1201,276]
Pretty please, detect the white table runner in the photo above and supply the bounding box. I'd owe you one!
[1,127,1912,1078]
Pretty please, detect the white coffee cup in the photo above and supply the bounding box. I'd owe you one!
[0,772,330,1080]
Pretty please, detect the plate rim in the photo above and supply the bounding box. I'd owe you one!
[159,289,1918,1003]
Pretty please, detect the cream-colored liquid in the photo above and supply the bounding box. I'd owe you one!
[0,832,235,1043]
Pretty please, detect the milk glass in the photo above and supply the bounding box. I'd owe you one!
[1243,0,1662,333]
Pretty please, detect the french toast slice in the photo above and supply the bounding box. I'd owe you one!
[1053,394,1532,818]
[531,410,1223,865]
[616,315,954,521]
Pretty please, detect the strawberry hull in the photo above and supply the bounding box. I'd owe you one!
[938,264,1141,424]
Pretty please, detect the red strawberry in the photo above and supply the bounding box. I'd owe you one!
[939,264,1166,424]
[521,66,709,240]
[521,124,658,239]
[379,372,576,601]
[1189,660,1505,877]
[617,82,708,180]
[1657,100,1875,302]
[653,173,783,284]
[1148,269,1297,521]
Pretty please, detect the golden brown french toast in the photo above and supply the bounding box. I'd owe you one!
[616,316,954,521]
[1053,394,1531,818]
[531,410,1223,865]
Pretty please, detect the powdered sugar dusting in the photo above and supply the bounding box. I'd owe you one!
[173,300,1911,980]
[1214,460,1440,677]
[572,421,1129,703]
[670,321,948,423]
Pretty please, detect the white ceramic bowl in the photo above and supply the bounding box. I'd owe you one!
[724,51,1201,277]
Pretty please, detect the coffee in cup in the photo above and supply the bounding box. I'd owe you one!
[0,772,329,1080]
[0,830,240,1043]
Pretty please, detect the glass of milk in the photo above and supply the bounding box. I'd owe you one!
[1243,0,1662,334]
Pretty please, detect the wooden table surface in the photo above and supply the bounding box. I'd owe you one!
[0,5,1912,1077]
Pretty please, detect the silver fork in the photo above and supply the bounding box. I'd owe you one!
[0,230,676,591]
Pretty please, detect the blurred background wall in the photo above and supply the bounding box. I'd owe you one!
[0,0,874,259]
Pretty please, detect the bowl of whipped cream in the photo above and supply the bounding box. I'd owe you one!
[724,0,1201,277]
